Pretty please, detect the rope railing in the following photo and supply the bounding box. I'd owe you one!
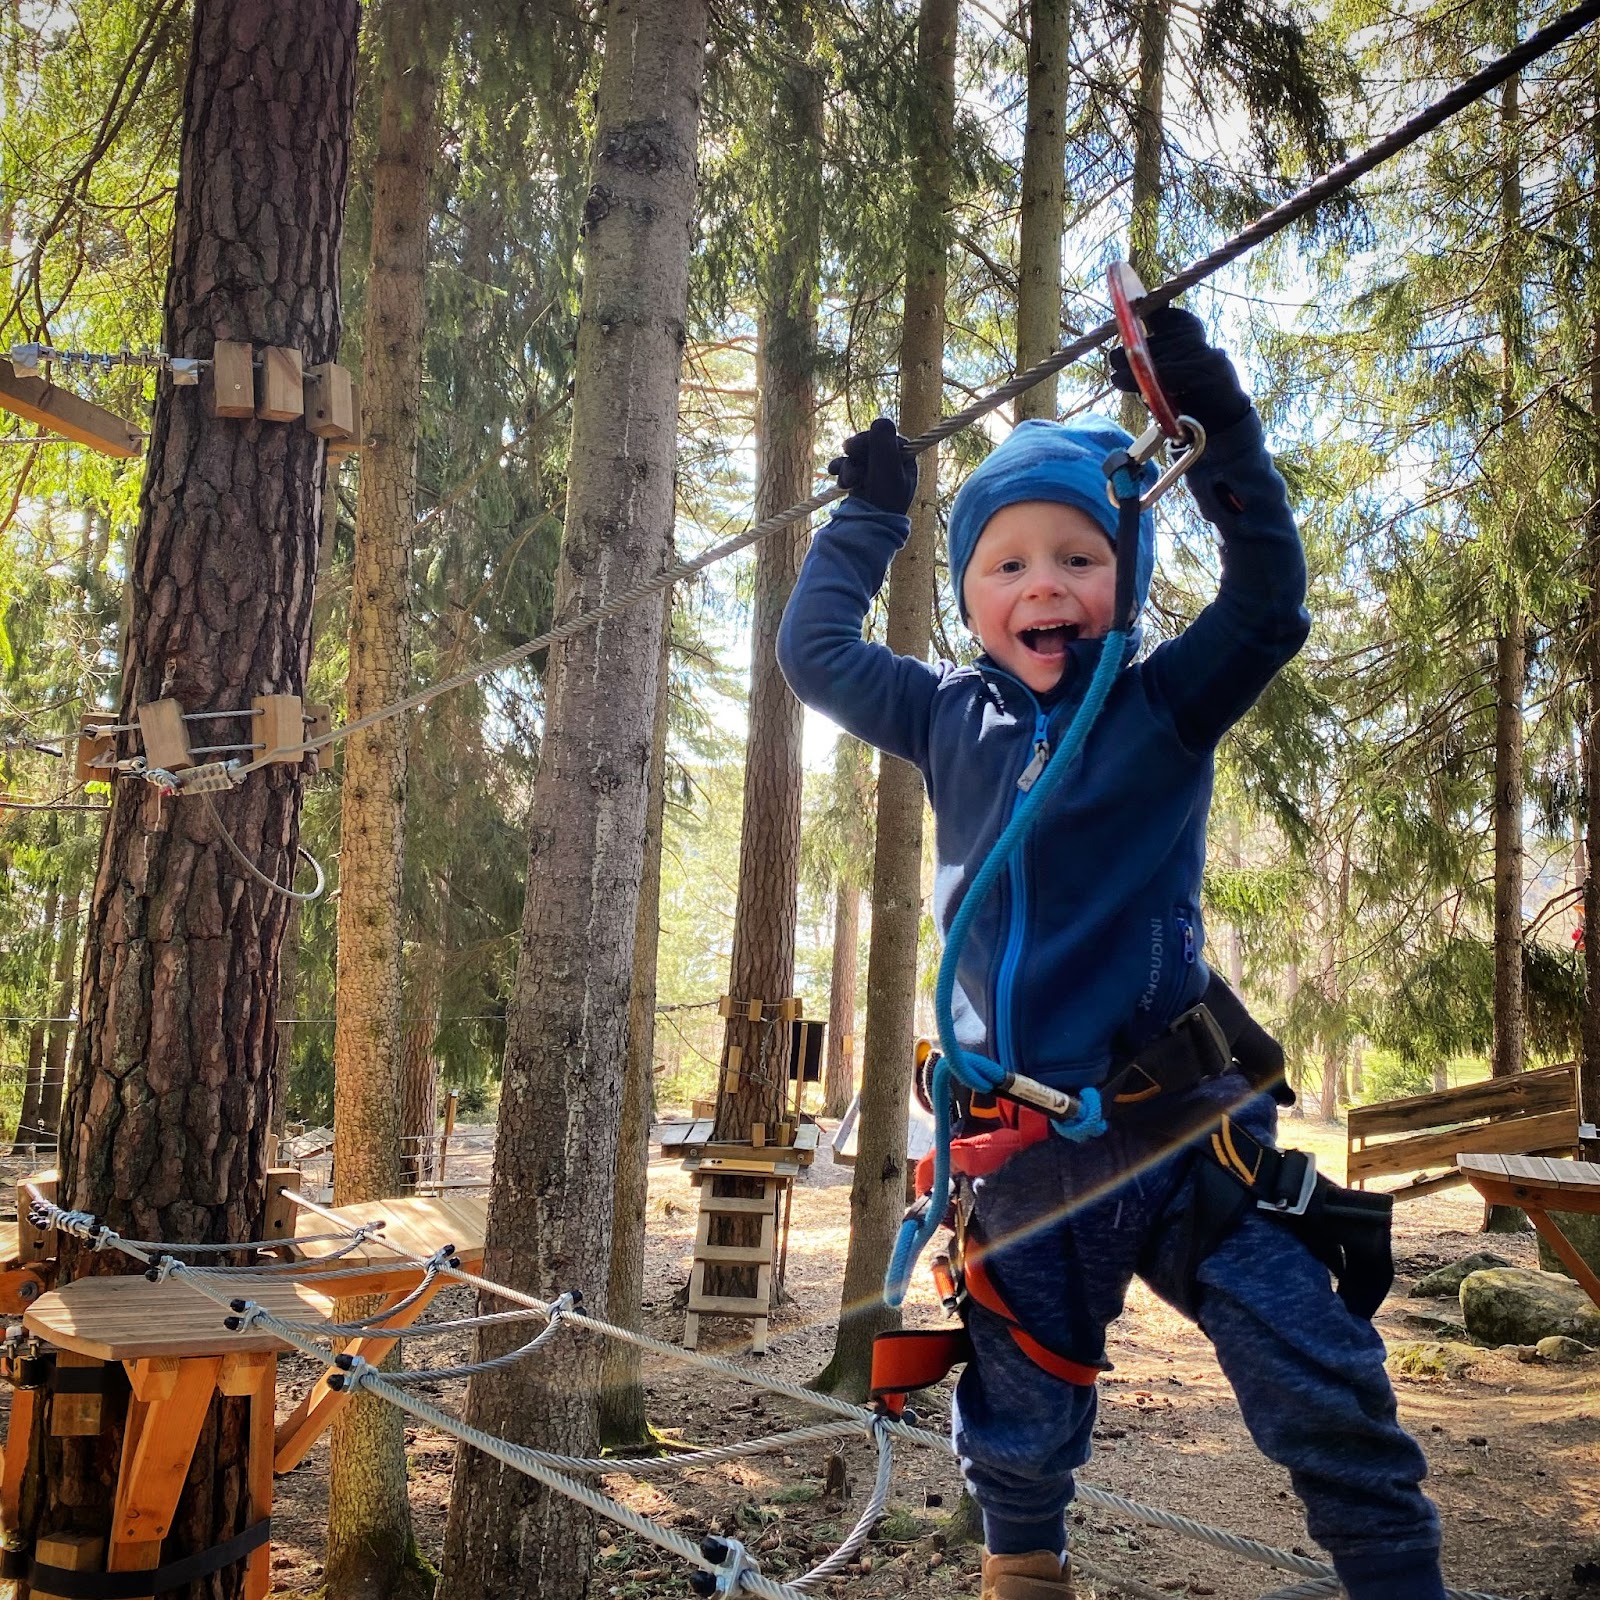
[26,1190,1521,1600]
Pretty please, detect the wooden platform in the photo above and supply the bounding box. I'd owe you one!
[1459,1152,1600,1309]
[1347,1064,1576,1199]
[659,1119,819,1170]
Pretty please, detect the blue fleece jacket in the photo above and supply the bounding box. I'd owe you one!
[776,410,1310,1087]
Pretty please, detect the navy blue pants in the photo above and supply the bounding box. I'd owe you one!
[950,1077,1445,1600]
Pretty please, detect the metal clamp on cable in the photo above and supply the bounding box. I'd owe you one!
[688,1535,759,1597]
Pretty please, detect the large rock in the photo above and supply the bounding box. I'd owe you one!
[1413,1252,1512,1298]
[1459,1267,1600,1348]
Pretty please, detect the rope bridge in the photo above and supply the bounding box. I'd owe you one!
[26,1188,1519,1600]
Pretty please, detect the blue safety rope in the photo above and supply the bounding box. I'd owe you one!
[884,464,1147,1308]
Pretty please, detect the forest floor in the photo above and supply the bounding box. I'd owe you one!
[261,1114,1600,1600]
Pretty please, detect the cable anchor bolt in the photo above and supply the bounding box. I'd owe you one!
[689,1536,759,1597]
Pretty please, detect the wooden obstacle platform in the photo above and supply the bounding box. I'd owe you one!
[1346,1063,1577,1200]
[1459,1152,1600,1310]
[2,1191,485,1600]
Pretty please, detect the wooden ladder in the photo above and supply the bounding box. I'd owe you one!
[683,1170,783,1354]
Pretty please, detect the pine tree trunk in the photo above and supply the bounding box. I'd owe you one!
[715,3,822,1149]
[35,1,358,1582]
[39,890,79,1137]
[326,8,441,1588]
[398,959,442,1190]
[1582,60,1600,1160]
[437,7,705,1594]
[819,0,956,1399]
[1014,0,1069,423]
[12,881,57,1154]
[1121,0,1171,438]
[600,591,672,1451]
[823,882,860,1118]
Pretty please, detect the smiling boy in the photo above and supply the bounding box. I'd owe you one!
[777,308,1445,1600]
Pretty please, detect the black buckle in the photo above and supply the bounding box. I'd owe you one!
[1172,1002,1231,1076]
[1258,1149,1318,1217]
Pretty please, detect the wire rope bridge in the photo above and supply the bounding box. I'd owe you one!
[6,1185,1517,1600]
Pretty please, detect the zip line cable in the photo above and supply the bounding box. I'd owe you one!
[200,0,1599,788]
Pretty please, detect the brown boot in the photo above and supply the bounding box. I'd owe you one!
[980,1549,1074,1600]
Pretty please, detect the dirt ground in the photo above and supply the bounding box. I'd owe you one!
[261,1116,1600,1599]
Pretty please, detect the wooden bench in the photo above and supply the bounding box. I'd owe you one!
[7,1192,488,1598]
[1346,1063,1576,1200]
[1459,1153,1600,1308]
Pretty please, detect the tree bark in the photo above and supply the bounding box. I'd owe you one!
[398,957,443,1190]
[13,880,57,1154]
[715,1,823,1148]
[818,0,956,1399]
[1121,0,1171,438]
[823,882,860,1119]
[1014,0,1069,423]
[36,1,358,1584]
[599,590,672,1451]
[327,5,442,1590]
[40,890,80,1137]
[1582,47,1600,1162]
[437,6,706,1595]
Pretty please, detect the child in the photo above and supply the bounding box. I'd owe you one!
[777,307,1444,1600]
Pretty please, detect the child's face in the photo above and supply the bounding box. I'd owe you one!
[962,501,1116,693]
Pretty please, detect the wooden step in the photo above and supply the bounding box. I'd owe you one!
[691,1244,774,1265]
[686,1290,769,1315]
[696,1194,774,1215]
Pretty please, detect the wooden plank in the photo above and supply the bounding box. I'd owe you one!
[1346,1108,1576,1184]
[244,1355,275,1600]
[694,1157,799,1177]
[1524,1207,1600,1308]
[111,1355,223,1593]
[0,357,142,457]
[1462,1170,1600,1218]
[684,1291,769,1315]
[1348,1064,1574,1140]
[1473,1151,1600,1188]
[255,346,303,421]
[252,695,304,765]
[692,1244,774,1265]
[696,1194,773,1215]
[1,1384,38,1538]
[137,699,193,772]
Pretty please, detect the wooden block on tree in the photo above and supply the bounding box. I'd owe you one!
[750,1123,765,1149]
[50,1353,106,1436]
[0,358,142,457]
[304,703,332,773]
[251,694,304,764]
[32,1531,106,1600]
[746,999,763,1022]
[717,995,734,1020]
[263,1168,299,1244]
[208,340,255,418]
[18,1170,57,1263]
[304,362,354,439]
[74,714,118,783]
[137,699,192,771]
[325,381,362,459]
[255,346,303,422]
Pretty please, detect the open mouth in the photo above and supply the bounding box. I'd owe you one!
[1018,623,1080,658]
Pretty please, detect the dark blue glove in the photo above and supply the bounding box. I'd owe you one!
[1109,305,1252,434]
[829,416,917,515]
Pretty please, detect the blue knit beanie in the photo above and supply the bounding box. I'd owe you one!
[947,417,1157,623]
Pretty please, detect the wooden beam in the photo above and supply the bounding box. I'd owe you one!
[0,358,142,458]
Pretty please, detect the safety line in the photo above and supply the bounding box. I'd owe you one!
[208,0,1599,785]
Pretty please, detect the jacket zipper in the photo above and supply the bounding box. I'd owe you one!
[994,701,1051,1073]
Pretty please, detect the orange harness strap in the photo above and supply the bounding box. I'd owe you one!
[963,1253,1105,1389]
[913,1101,1055,1196]
[869,1327,973,1416]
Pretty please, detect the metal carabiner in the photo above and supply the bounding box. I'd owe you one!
[1104,415,1207,512]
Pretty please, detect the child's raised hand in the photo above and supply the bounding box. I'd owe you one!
[1109,305,1252,434]
[828,416,918,515]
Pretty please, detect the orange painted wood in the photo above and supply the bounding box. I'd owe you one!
[1,1383,37,1538]
[272,1279,442,1473]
